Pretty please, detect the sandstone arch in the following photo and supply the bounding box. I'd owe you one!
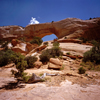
[0,17,100,41]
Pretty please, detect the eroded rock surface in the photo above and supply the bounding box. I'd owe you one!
[0,18,100,41]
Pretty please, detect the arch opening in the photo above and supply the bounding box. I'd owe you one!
[42,34,57,42]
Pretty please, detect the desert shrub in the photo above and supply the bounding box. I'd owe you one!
[78,67,86,74]
[39,49,52,64]
[10,52,26,65]
[43,42,48,46]
[18,37,26,42]
[50,46,63,57]
[53,41,59,47]
[15,60,28,77]
[40,40,62,64]
[78,37,88,43]
[30,36,43,45]
[25,56,37,68]
[66,52,70,55]
[22,72,31,83]
[40,46,63,63]
[0,49,17,67]
[83,41,100,64]
[11,53,29,82]
[64,36,67,39]
[80,61,95,70]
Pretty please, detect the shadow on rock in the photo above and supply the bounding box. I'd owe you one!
[0,81,25,90]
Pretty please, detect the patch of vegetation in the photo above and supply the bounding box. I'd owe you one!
[78,37,88,43]
[22,73,31,83]
[60,64,65,70]
[39,49,52,64]
[66,52,71,55]
[78,67,86,74]
[43,42,48,46]
[40,42,63,64]
[81,40,100,71]
[0,49,17,67]
[59,56,63,59]
[51,21,54,23]
[83,41,100,64]
[53,41,59,47]
[39,73,44,76]
[25,56,37,68]
[64,36,67,39]
[18,37,26,42]
[44,77,51,82]
[30,36,43,45]
[80,61,100,71]
[0,49,38,83]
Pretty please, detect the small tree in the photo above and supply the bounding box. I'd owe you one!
[83,41,100,64]
[78,67,86,74]
[53,41,59,47]
[25,56,37,68]
[30,36,43,45]
[39,43,63,64]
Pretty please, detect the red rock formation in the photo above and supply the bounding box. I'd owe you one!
[0,18,100,41]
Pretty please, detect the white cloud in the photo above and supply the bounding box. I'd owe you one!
[29,17,39,24]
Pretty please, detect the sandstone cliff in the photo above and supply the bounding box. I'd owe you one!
[0,17,100,41]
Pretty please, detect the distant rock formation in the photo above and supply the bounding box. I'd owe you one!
[0,17,100,41]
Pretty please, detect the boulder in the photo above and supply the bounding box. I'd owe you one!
[28,73,42,83]
[4,63,15,68]
[48,63,62,70]
[11,39,21,46]
[26,43,38,52]
[62,56,68,60]
[34,61,42,68]
[49,58,62,66]
[11,47,27,55]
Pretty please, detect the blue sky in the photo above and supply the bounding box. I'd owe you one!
[0,0,100,41]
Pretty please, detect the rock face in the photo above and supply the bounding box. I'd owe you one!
[11,39,39,55]
[0,18,100,41]
[0,26,24,41]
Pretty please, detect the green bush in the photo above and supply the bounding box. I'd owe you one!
[25,56,37,68]
[22,72,31,83]
[78,67,86,74]
[83,41,100,64]
[0,49,17,67]
[66,52,70,55]
[53,41,59,47]
[39,49,52,64]
[30,36,43,45]
[39,46,63,64]
[50,46,63,57]
[78,37,88,43]
[64,36,67,39]
[43,42,48,46]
